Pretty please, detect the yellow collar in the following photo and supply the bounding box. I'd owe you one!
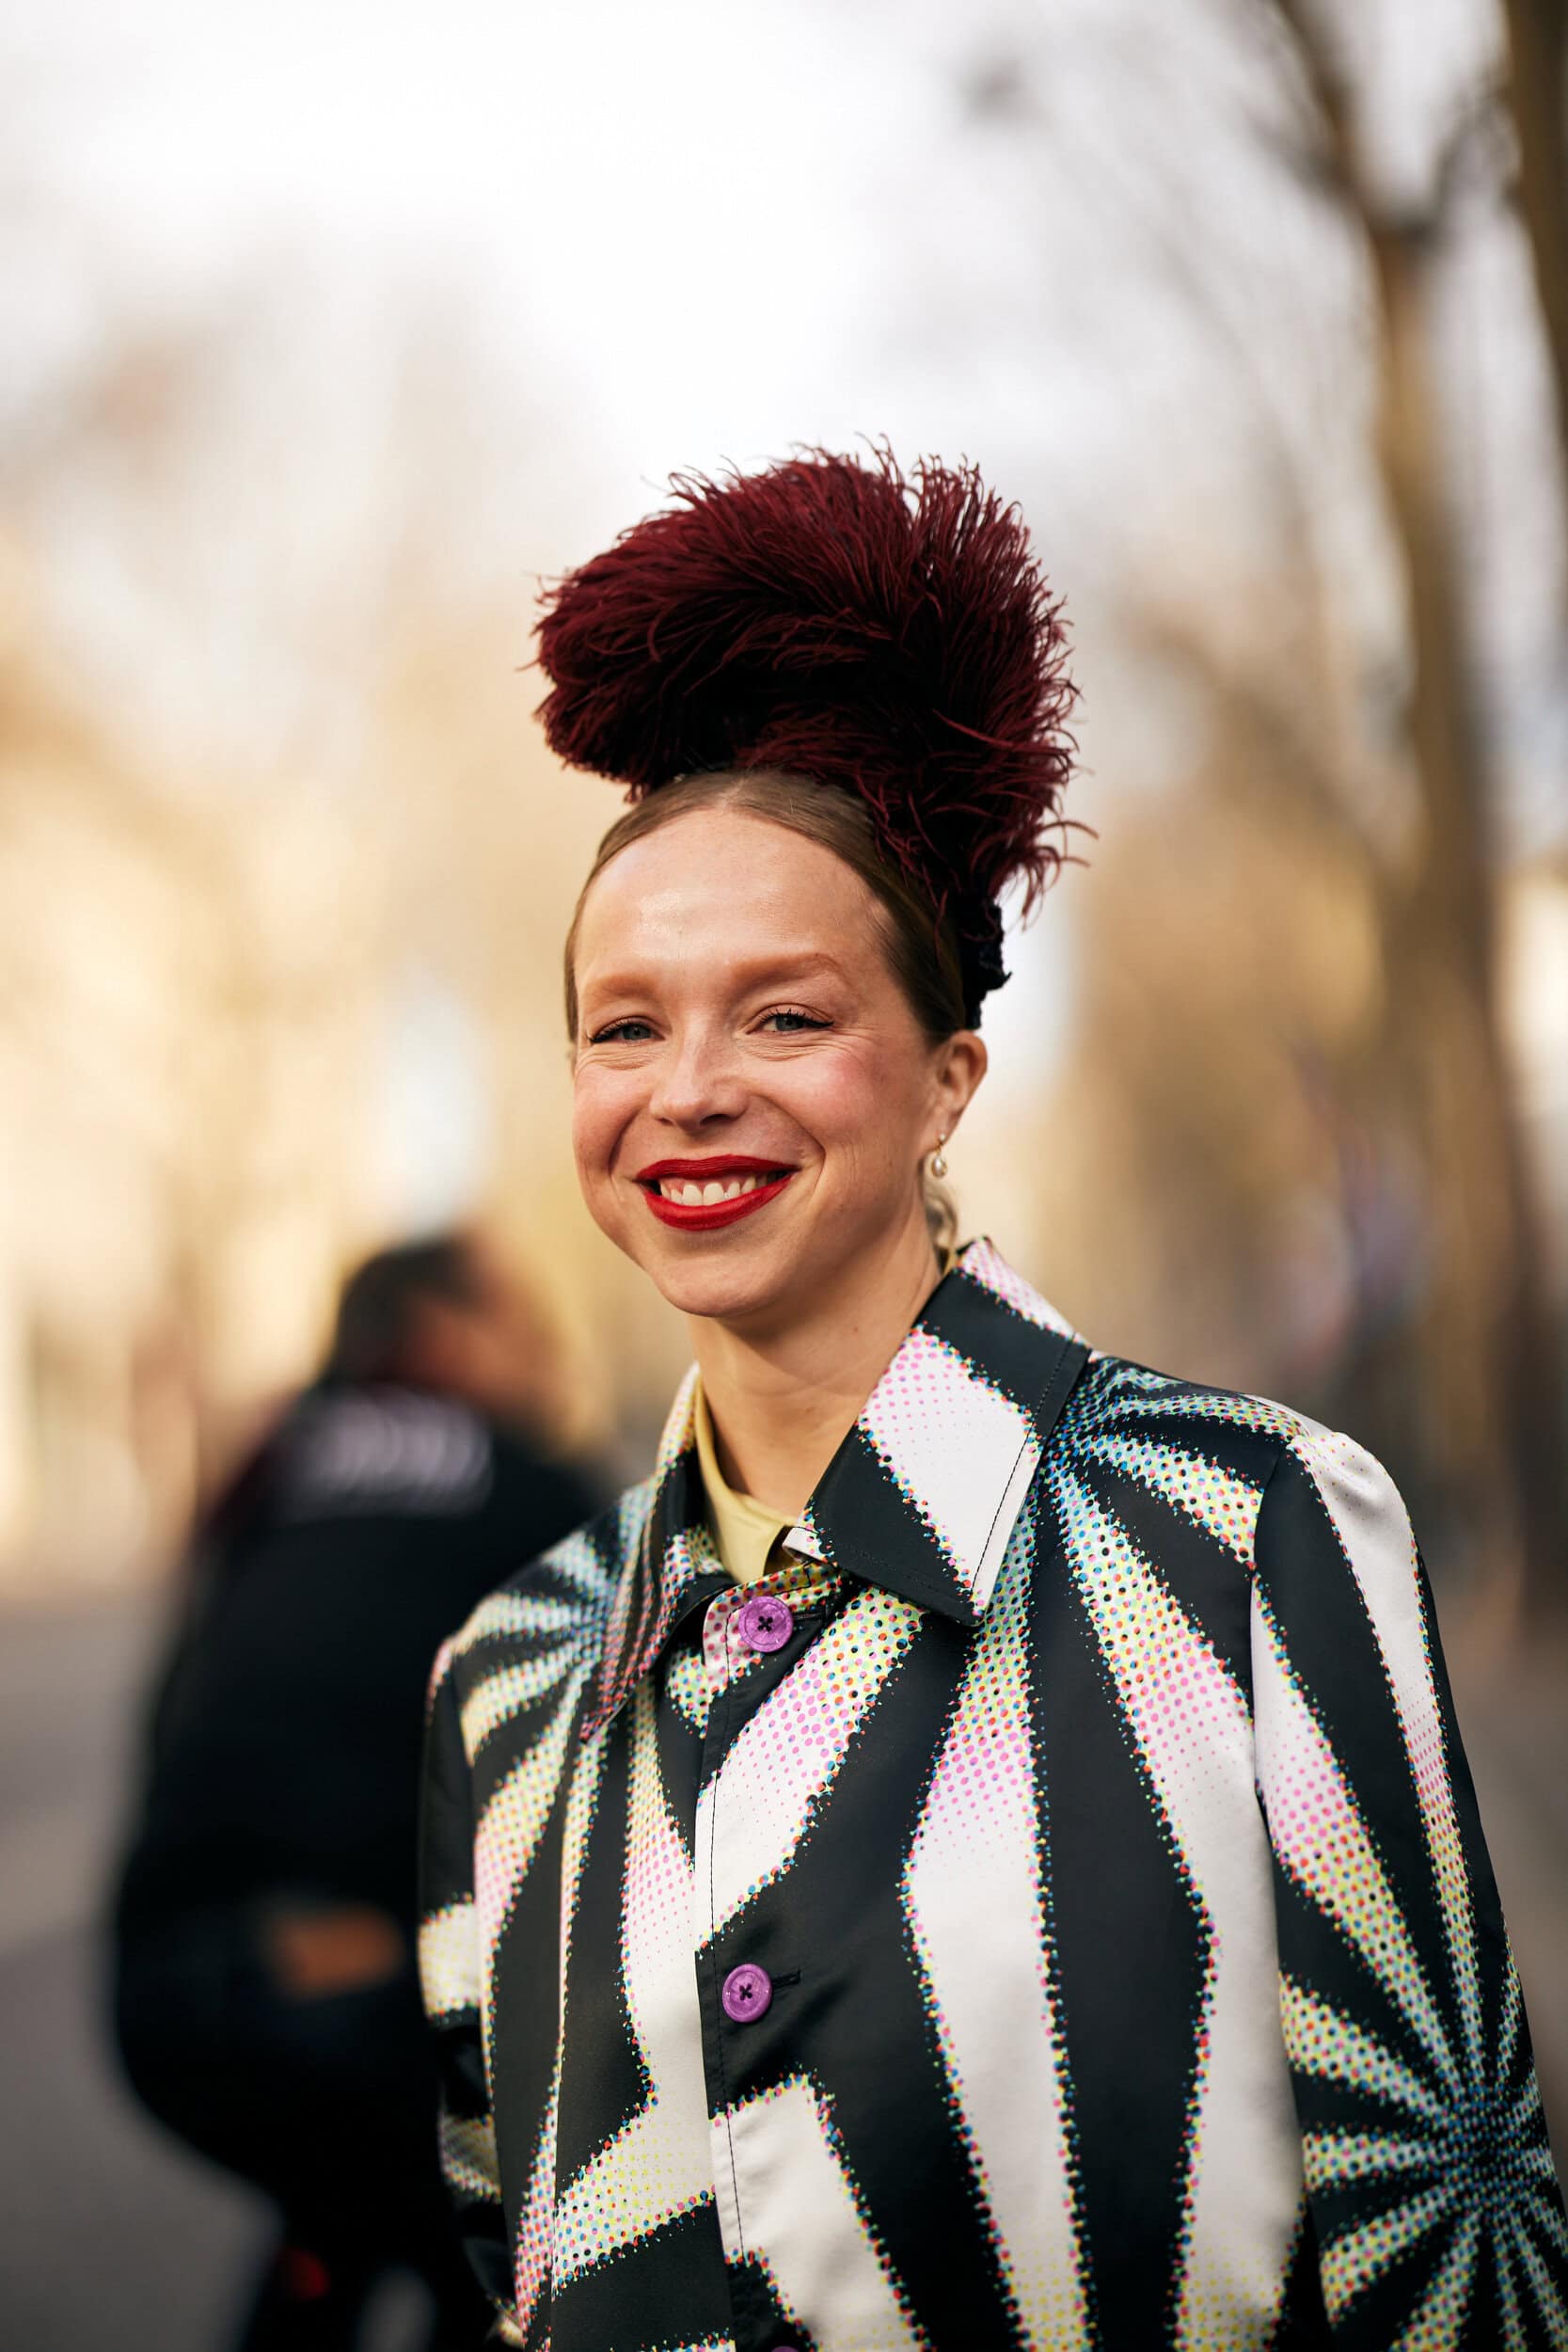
[692,1379,793,1587]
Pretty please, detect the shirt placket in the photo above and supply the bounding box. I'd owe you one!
[691,1569,829,2352]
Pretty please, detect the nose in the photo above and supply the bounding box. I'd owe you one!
[647,1021,747,1133]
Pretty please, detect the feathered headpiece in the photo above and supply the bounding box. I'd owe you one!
[536,446,1078,1022]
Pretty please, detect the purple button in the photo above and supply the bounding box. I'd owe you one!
[721,1962,773,2024]
[736,1596,793,1654]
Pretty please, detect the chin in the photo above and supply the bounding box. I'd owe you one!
[602,1201,802,1327]
[641,1243,795,1327]
[594,1179,865,1329]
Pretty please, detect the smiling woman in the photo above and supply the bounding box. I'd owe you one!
[565,764,983,1282]
[568,799,985,1406]
[418,450,1568,2352]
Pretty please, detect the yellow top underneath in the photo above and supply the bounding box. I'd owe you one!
[692,1380,794,1587]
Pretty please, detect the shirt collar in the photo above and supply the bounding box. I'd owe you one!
[581,1239,1089,1740]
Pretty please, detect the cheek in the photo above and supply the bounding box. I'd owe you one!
[789,1046,926,1170]
[571,1068,632,1186]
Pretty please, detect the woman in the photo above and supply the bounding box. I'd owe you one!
[420,451,1566,2351]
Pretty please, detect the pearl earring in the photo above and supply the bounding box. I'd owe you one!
[930,1132,949,1180]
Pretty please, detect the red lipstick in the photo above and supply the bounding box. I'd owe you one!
[634,1156,798,1232]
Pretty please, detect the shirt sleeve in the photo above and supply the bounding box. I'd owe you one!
[1250,1427,1568,2347]
[419,1647,521,2344]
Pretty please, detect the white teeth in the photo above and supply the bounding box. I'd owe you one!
[657,1171,775,1203]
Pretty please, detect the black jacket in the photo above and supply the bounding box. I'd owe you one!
[117,1382,596,1961]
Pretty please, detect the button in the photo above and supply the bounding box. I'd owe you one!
[736,1596,793,1654]
[721,1962,773,2024]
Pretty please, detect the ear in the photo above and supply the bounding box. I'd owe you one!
[929,1028,988,1145]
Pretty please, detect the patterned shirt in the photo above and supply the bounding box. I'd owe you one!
[419,1240,1568,2350]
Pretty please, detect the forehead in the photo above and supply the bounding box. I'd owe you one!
[574,807,887,977]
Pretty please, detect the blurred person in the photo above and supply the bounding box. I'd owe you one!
[113,1234,598,2351]
[419,453,1568,2350]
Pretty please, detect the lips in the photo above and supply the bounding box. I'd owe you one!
[633,1156,798,1232]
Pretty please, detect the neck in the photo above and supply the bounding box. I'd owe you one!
[690,1208,945,1518]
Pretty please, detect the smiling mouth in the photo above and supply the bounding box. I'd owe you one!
[635,1159,798,1232]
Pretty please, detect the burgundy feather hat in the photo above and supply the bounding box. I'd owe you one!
[536,446,1078,1022]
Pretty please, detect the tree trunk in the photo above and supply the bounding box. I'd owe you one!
[1271,0,1568,1623]
[1371,216,1567,1623]
[1500,0,1568,487]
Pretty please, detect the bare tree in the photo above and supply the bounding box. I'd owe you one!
[1501,0,1568,485]
[1267,0,1567,1624]
[958,4,1565,1611]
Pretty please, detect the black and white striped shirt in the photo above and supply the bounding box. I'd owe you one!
[420,1240,1566,2350]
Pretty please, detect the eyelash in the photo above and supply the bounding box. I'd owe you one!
[759,1006,830,1034]
[586,1007,831,1046]
[587,1018,654,1045]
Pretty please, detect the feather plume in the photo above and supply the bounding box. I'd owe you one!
[536,447,1078,1009]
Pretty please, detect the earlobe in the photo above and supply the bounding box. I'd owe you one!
[937,1029,988,1128]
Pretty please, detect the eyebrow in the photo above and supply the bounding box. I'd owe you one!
[580,949,853,1001]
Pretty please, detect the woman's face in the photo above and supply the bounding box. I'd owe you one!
[571,807,984,1331]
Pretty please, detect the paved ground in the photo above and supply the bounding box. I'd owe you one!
[0,1597,425,2352]
[0,1587,1562,2351]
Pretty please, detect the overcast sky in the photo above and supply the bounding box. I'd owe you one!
[8,0,963,502]
[6,0,1381,537]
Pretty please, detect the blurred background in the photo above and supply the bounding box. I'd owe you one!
[2,0,1565,2342]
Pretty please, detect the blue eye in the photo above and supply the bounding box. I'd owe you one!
[589,1018,655,1044]
[760,1009,829,1034]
